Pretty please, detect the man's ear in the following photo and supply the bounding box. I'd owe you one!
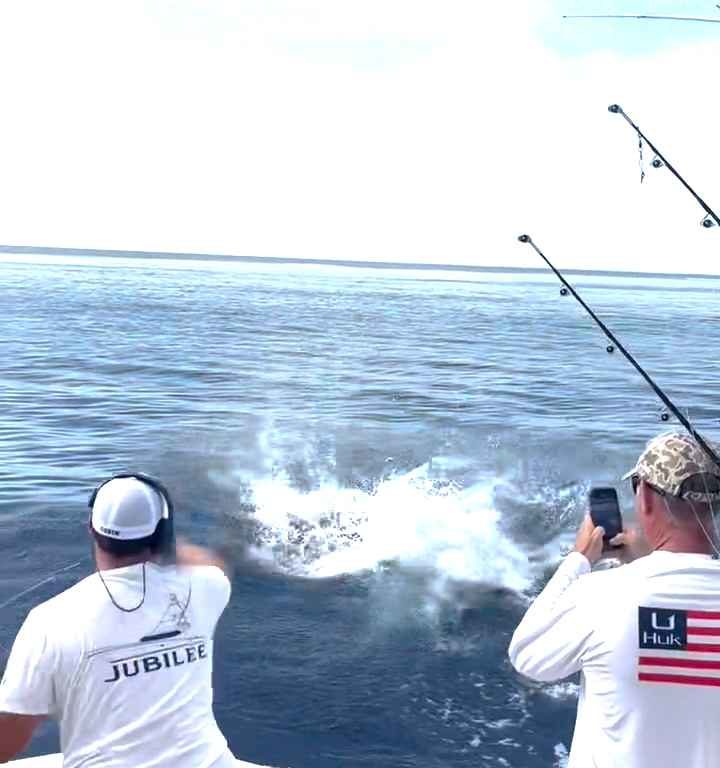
[636,481,655,520]
[632,484,651,548]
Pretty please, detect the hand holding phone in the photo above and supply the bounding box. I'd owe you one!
[588,487,623,541]
[574,514,607,563]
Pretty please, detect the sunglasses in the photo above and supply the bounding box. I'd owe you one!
[631,474,666,497]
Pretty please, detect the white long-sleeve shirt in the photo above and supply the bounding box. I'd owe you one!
[509,550,720,768]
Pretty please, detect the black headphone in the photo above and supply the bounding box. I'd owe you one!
[88,472,176,562]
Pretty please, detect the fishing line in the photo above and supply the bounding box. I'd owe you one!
[685,440,720,552]
[659,494,720,558]
[608,104,720,229]
[0,558,87,659]
[695,472,720,557]
[517,234,720,469]
[563,14,720,24]
[0,558,87,612]
[706,470,720,545]
[637,132,645,184]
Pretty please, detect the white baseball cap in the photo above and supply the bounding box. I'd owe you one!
[90,477,168,540]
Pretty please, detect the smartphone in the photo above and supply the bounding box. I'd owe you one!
[588,487,623,541]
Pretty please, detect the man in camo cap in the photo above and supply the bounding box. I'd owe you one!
[622,431,720,504]
[509,431,720,768]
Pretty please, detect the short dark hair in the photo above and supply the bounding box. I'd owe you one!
[92,527,160,557]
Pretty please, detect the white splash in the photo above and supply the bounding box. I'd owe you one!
[554,742,569,768]
[234,460,534,592]
[542,682,580,701]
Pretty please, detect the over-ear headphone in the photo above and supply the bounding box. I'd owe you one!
[88,472,176,562]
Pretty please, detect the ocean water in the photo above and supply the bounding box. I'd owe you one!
[2,253,720,767]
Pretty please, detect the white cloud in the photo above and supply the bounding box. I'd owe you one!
[0,0,718,273]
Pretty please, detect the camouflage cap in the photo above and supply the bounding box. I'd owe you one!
[623,432,720,502]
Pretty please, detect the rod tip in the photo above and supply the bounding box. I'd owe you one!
[518,234,531,243]
[608,104,622,114]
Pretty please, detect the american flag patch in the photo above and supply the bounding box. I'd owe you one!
[638,606,720,687]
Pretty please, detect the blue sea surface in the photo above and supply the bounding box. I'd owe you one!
[2,253,720,767]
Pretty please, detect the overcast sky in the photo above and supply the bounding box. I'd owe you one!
[0,1,719,273]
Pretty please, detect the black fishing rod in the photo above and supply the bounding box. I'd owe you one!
[517,233,720,467]
[564,14,720,23]
[608,104,720,229]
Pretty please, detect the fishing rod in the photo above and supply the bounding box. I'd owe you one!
[608,104,720,229]
[563,14,720,23]
[517,233,720,467]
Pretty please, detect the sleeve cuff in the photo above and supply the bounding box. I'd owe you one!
[562,550,592,576]
[0,695,51,716]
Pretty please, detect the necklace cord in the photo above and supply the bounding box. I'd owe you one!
[97,563,147,613]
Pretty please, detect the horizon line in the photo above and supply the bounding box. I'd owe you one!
[1,244,719,281]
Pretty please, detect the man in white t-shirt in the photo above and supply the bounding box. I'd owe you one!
[0,473,264,767]
[509,432,720,768]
